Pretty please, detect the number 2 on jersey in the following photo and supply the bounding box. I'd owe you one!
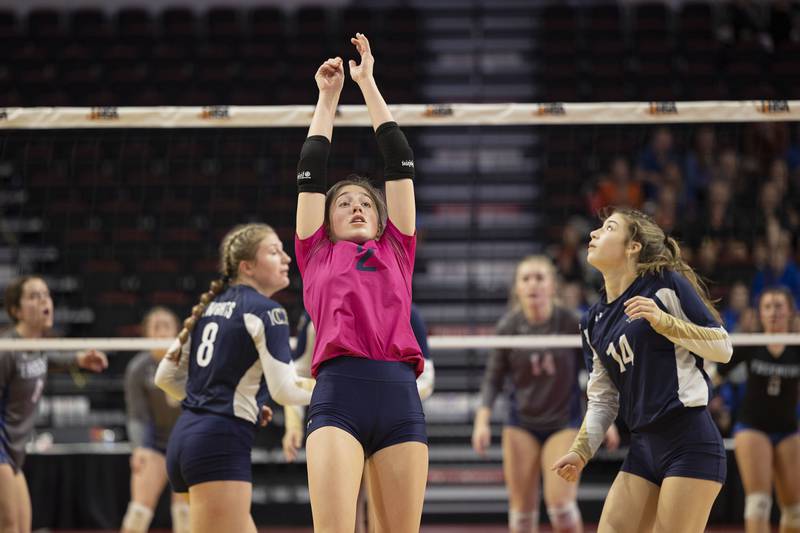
[607,334,635,372]
[356,245,377,272]
[196,322,219,367]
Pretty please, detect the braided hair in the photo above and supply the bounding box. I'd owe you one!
[167,223,276,360]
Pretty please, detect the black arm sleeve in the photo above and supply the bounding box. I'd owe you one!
[297,135,331,194]
[375,121,415,181]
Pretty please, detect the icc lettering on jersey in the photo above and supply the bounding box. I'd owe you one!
[267,308,289,327]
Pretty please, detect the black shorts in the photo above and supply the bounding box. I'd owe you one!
[166,409,256,493]
[307,356,427,457]
[622,407,726,486]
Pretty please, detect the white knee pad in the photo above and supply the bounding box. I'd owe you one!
[744,492,772,520]
[509,509,539,532]
[780,503,800,528]
[171,500,190,533]
[121,501,153,533]
[547,501,581,530]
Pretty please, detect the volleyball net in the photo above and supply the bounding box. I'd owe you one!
[2,101,799,523]
[2,100,800,404]
[1,99,799,347]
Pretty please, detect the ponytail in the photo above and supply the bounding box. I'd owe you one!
[166,222,276,361]
[167,279,226,361]
[606,207,722,324]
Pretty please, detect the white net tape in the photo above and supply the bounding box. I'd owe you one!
[1,333,799,352]
[0,100,797,129]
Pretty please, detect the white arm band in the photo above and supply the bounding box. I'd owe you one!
[244,314,312,406]
[416,359,435,401]
[570,330,619,464]
[154,338,190,401]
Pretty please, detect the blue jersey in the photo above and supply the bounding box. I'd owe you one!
[581,270,720,432]
[183,284,293,423]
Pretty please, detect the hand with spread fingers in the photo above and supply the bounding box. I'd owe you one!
[348,32,374,85]
[624,295,665,327]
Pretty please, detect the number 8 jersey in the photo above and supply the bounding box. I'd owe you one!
[581,270,729,432]
[179,284,310,423]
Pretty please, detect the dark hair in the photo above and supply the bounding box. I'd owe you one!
[757,286,797,332]
[324,176,388,240]
[4,275,45,324]
[167,223,276,360]
[601,206,722,323]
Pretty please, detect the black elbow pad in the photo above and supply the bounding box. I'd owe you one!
[376,121,415,181]
[297,135,331,194]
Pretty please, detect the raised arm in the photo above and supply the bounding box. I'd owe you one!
[296,57,344,239]
[349,33,416,236]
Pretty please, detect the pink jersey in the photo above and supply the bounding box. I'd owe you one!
[295,220,424,378]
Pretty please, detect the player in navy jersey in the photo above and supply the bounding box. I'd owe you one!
[282,304,434,533]
[716,286,800,533]
[473,255,618,533]
[1,276,108,533]
[154,224,312,533]
[121,307,188,533]
[553,207,733,533]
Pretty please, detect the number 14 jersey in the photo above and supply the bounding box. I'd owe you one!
[581,270,725,432]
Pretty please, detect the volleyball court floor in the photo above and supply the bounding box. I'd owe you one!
[42,526,749,532]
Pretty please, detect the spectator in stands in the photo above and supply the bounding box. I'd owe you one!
[703,180,738,243]
[122,307,188,533]
[561,281,590,316]
[684,126,718,214]
[751,230,800,304]
[473,255,618,533]
[717,287,800,533]
[636,127,679,202]
[1,276,108,533]
[653,183,679,236]
[721,281,757,333]
[589,156,643,213]
[551,217,592,285]
[744,122,790,175]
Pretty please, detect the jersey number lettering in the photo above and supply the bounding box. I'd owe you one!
[356,246,377,272]
[30,378,44,403]
[196,322,219,367]
[606,334,635,372]
[530,351,556,376]
[767,375,781,396]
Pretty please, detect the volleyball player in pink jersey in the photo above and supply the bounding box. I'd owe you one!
[294,34,427,532]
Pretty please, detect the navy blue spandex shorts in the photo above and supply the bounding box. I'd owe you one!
[306,356,427,456]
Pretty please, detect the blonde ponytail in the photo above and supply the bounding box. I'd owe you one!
[166,223,276,361]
